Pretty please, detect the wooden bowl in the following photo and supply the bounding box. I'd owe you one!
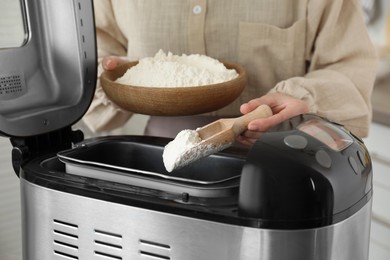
[100,61,247,116]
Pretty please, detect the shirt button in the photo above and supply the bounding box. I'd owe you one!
[192,5,202,15]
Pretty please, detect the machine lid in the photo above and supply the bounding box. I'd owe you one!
[0,0,97,137]
[238,114,373,227]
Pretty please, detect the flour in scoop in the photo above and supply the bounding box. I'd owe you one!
[163,129,231,172]
[163,129,202,172]
[115,49,239,87]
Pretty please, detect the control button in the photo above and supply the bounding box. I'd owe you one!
[315,150,332,168]
[192,5,202,14]
[357,150,367,167]
[284,135,308,149]
[349,156,360,175]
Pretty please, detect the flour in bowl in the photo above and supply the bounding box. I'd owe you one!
[115,49,239,87]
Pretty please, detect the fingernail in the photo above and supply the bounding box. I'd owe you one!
[247,124,256,131]
[105,59,114,68]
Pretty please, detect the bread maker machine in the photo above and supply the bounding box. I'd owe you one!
[0,1,373,259]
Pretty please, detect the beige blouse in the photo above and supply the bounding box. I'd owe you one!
[83,0,378,137]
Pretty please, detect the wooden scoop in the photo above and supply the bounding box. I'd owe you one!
[167,104,273,171]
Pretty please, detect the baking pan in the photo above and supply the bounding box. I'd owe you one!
[58,136,246,198]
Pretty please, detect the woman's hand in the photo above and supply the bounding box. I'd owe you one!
[101,56,128,71]
[99,56,130,111]
[237,92,310,146]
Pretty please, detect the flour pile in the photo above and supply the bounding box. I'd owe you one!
[162,129,231,172]
[115,50,239,87]
[162,129,202,172]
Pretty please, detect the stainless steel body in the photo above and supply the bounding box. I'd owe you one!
[21,178,372,260]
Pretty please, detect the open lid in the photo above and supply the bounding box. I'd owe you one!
[0,0,97,137]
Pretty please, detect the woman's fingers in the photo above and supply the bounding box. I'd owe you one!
[237,92,310,146]
[102,56,128,70]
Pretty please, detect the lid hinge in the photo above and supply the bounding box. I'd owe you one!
[10,127,84,176]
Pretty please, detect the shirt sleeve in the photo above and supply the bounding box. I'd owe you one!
[82,0,132,133]
[270,0,378,137]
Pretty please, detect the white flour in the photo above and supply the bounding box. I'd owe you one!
[115,49,239,87]
[162,129,232,172]
[163,129,201,172]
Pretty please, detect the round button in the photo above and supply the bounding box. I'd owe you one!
[192,5,202,14]
[284,135,308,150]
[349,156,360,175]
[315,150,332,168]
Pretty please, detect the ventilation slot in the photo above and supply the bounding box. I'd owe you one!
[52,219,79,259]
[74,0,87,61]
[94,229,123,260]
[0,73,26,100]
[139,239,171,259]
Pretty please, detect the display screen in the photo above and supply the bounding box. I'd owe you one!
[298,119,353,151]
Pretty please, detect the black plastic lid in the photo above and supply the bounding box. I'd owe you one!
[238,114,373,228]
[0,0,97,137]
